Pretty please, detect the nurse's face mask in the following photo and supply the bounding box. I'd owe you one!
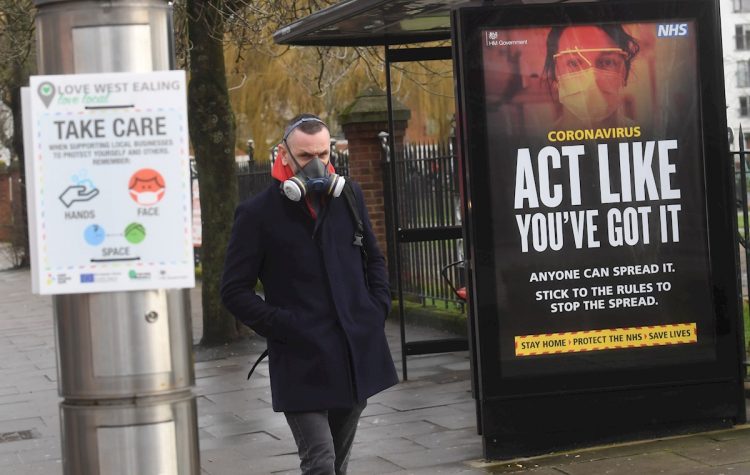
[554,47,627,123]
[280,117,345,202]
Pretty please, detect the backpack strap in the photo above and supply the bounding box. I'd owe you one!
[341,181,369,286]
[247,348,269,380]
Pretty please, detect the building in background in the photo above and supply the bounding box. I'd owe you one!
[723,0,750,147]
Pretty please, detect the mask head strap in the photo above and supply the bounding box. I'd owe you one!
[283,116,328,142]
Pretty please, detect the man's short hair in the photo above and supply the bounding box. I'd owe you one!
[283,114,328,142]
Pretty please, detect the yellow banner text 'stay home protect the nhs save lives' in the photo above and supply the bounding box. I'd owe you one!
[514,323,697,356]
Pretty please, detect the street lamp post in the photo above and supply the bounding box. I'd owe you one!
[31,1,200,473]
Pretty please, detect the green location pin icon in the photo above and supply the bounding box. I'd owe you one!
[37,81,55,108]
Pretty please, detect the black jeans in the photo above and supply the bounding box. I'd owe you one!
[284,400,367,475]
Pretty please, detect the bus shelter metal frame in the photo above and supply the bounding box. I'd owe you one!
[384,45,472,382]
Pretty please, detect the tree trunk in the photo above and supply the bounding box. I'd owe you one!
[10,72,30,268]
[1,0,36,269]
[186,1,240,345]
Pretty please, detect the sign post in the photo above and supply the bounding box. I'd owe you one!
[453,0,746,459]
[27,1,200,473]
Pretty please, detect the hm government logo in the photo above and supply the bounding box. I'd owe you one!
[485,31,528,47]
[37,81,55,108]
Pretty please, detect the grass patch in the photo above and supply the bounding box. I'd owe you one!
[389,298,467,337]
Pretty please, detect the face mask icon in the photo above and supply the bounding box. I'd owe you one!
[128,169,166,206]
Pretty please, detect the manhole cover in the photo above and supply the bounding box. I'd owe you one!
[0,430,36,443]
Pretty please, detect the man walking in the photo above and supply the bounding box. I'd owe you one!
[221,114,398,474]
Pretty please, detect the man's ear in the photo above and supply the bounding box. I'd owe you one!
[278,144,289,166]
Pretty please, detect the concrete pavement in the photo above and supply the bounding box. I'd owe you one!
[0,267,748,474]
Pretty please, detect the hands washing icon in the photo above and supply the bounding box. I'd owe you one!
[59,185,99,208]
[59,170,99,208]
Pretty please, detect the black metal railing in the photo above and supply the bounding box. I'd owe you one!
[236,159,273,199]
[731,128,750,378]
[384,139,465,310]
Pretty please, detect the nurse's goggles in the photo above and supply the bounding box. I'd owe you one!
[553,47,627,76]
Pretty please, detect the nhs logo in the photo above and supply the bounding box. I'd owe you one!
[657,23,688,37]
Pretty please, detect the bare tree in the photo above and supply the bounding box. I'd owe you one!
[181,0,244,344]
[0,0,36,268]
[175,0,455,344]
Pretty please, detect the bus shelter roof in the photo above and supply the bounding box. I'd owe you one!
[272,0,600,47]
[273,0,474,47]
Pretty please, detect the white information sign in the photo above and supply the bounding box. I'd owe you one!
[26,71,194,294]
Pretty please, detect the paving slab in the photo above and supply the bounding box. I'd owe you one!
[273,455,406,474]
[355,420,446,443]
[199,431,286,451]
[667,460,750,474]
[10,458,63,475]
[386,465,505,475]
[549,451,709,475]
[198,411,243,429]
[669,434,750,466]
[16,444,61,465]
[202,446,299,475]
[231,437,297,457]
[360,402,399,418]
[381,443,485,470]
[423,410,477,430]
[351,436,429,458]
[362,404,470,427]
[203,420,280,439]
[202,388,272,413]
[409,427,483,449]
[374,386,472,412]
[473,427,750,474]
[0,450,22,467]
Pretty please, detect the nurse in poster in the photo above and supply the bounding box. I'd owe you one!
[481,21,715,376]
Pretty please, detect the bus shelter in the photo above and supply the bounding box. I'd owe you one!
[275,0,747,459]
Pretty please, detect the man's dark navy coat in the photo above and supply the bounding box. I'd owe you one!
[221,180,399,412]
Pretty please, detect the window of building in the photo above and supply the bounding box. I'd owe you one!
[738,25,750,50]
[736,0,750,12]
[739,61,750,87]
[741,97,750,117]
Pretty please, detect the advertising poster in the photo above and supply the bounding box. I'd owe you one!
[26,71,194,294]
[481,21,714,376]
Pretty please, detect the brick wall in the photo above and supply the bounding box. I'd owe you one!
[0,169,21,242]
[342,120,407,264]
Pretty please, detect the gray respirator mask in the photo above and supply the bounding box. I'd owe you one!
[280,117,345,202]
[282,157,345,202]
